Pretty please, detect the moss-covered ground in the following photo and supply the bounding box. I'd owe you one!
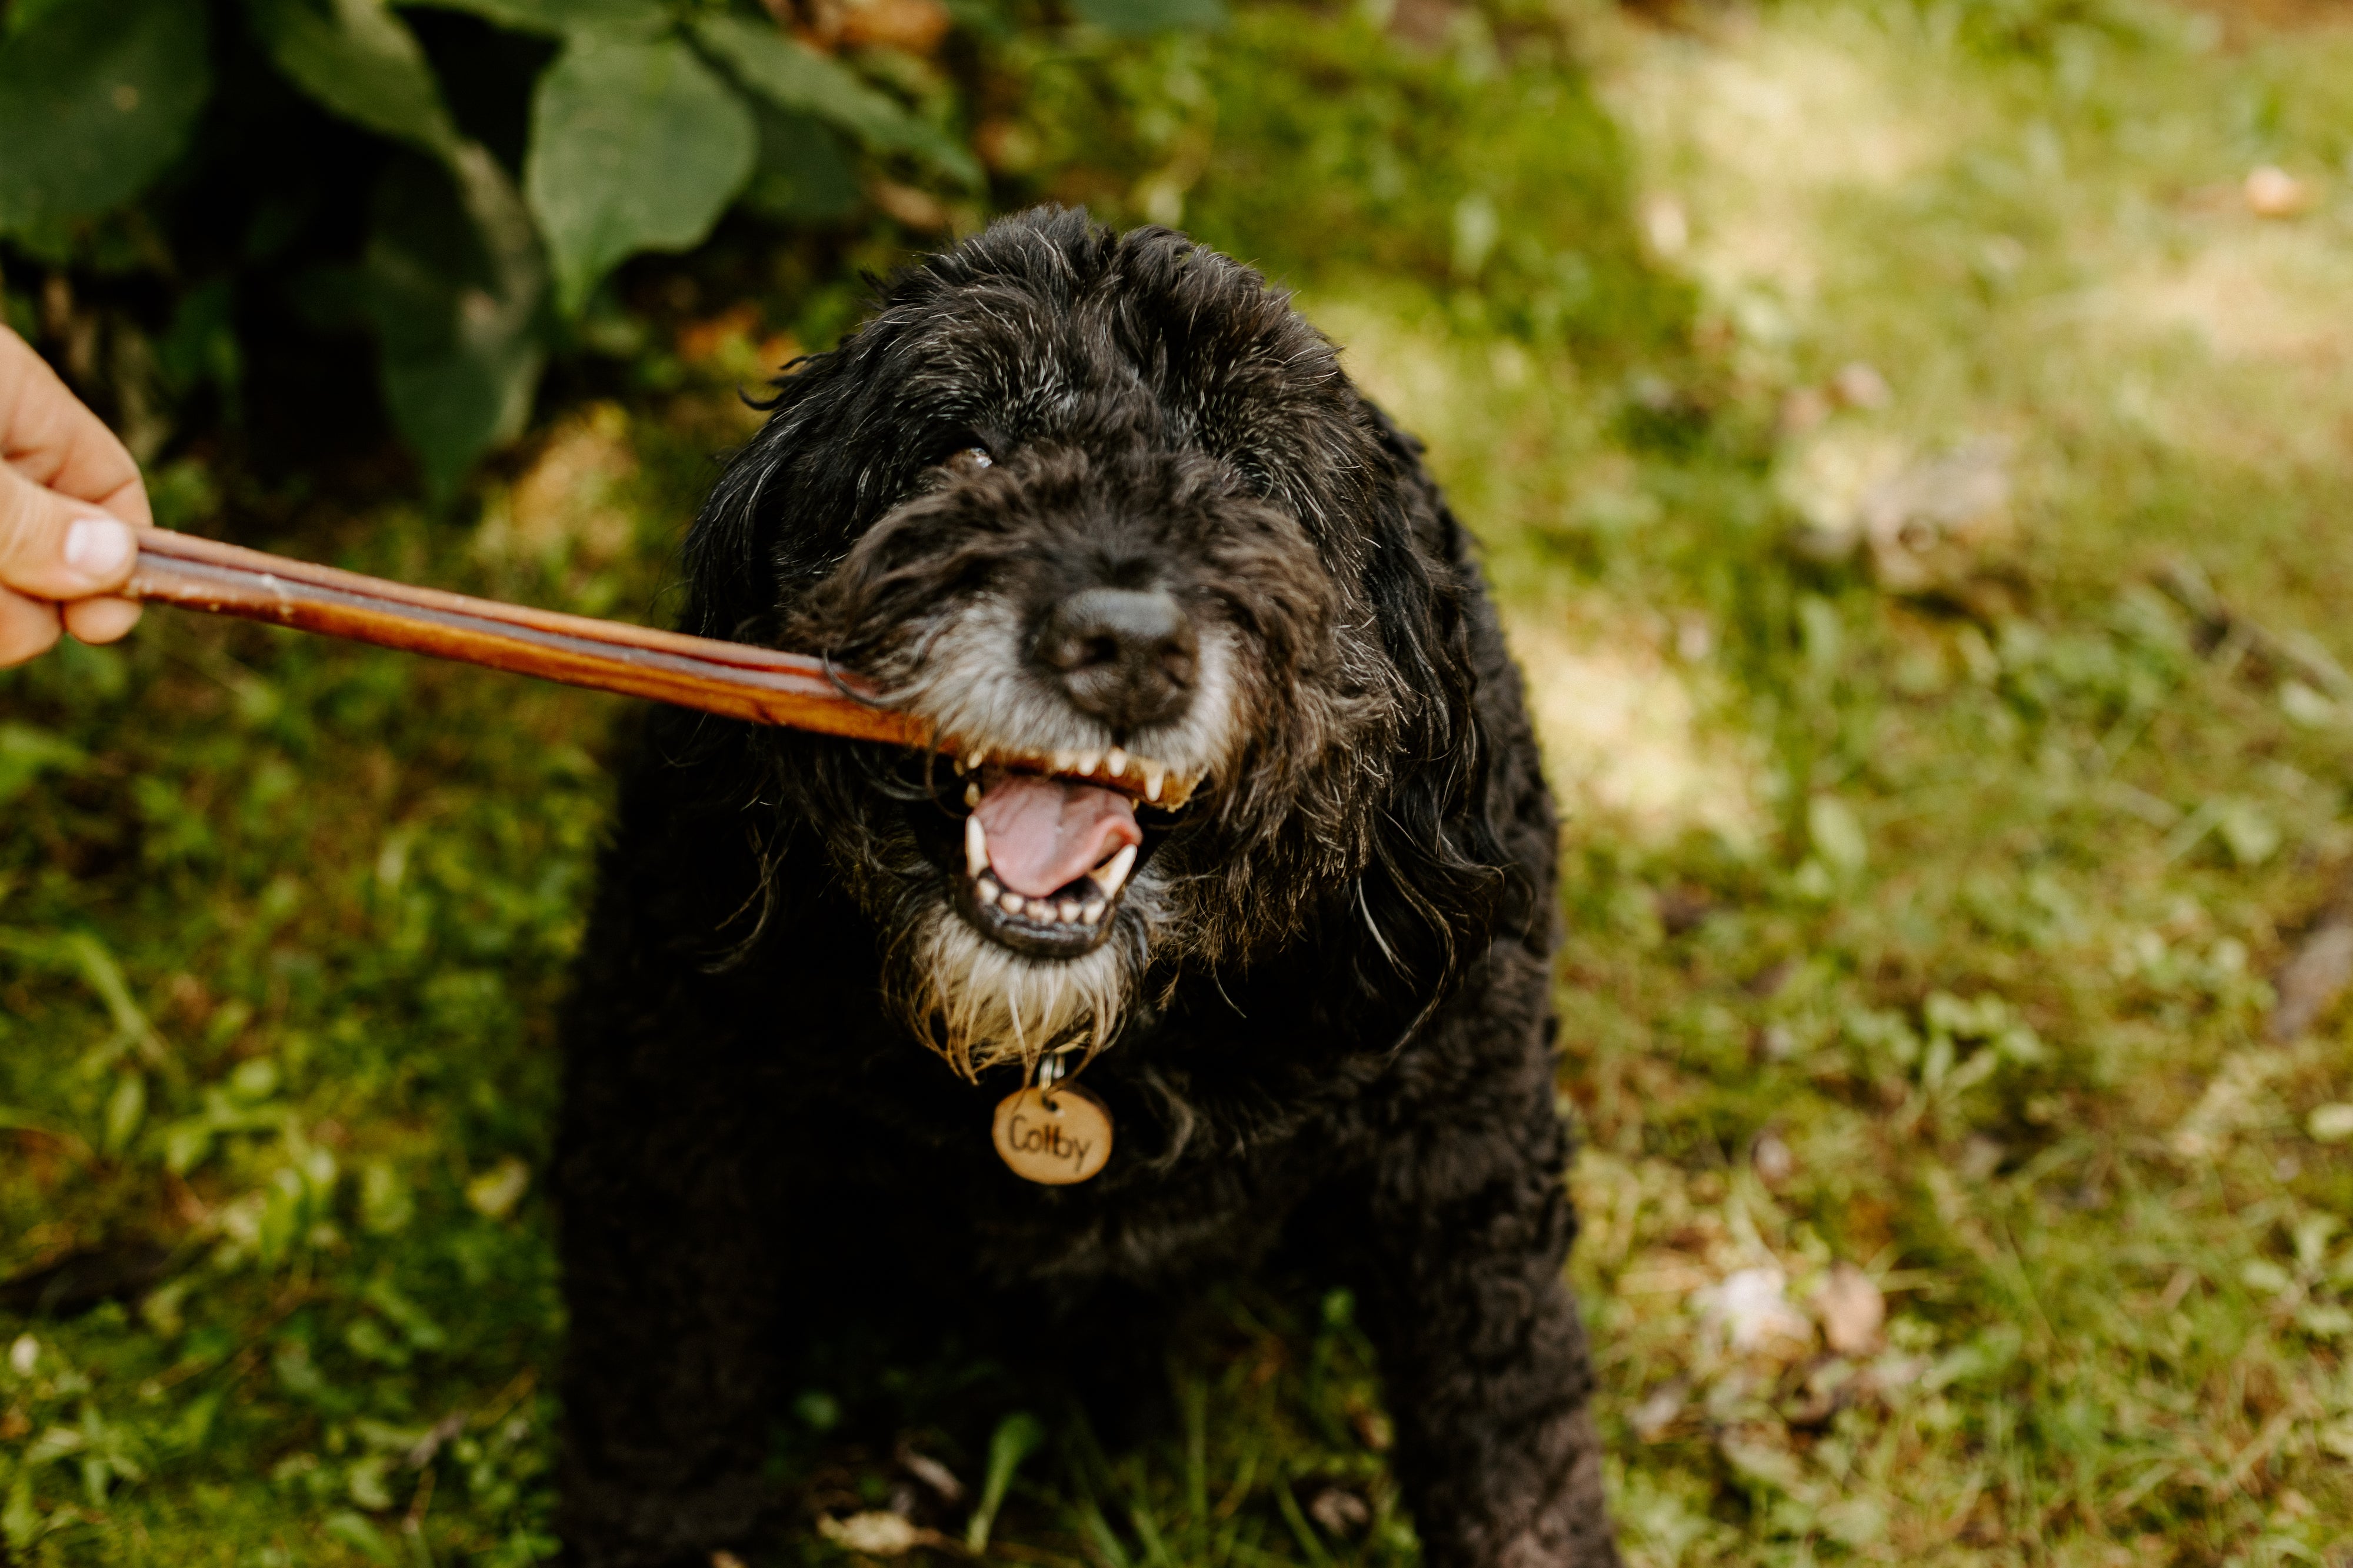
[8,1,2353,1562]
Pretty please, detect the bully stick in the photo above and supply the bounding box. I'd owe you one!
[121,525,928,746]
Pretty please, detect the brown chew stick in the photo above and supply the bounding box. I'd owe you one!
[122,526,931,749]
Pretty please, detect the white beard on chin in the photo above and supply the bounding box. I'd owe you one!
[898,898,1149,1079]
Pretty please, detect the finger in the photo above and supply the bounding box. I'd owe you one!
[0,583,63,668]
[64,595,142,645]
[0,327,150,522]
[0,459,138,599]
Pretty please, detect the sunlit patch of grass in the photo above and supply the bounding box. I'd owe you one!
[1508,612,1769,854]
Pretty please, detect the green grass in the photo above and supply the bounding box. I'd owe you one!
[9,0,2353,1562]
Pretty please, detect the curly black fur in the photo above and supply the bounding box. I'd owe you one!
[555,208,1619,1567]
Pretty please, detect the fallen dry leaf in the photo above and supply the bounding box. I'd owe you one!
[1814,1262,1886,1357]
[2309,1103,2353,1143]
[2244,165,2315,219]
[1830,361,1891,410]
[871,180,952,232]
[839,0,951,54]
[1857,438,2014,593]
[676,305,764,365]
[1783,433,2015,595]
[2270,919,2353,1042]
[818,1512,922,1556]
[1629,1382,1685,1441]
[896,1442,964,1502]
[1778,385,1832,436]
[1697,1265,1815,1357]
[1307,1484,1372,1537]
[1639,192,1690,259]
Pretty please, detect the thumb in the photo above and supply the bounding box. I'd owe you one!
[0,459,138,602]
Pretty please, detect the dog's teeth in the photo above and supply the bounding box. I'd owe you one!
[966,748,988,770]
[1058,899,1082,923]
[965,816,989,878]
[965,780,982,808]
[1105,748,1128,777]
[952,756,967,775]
[977,876,1002,907]
[1074,750,1100,778]
[1081,899,1105,924]
[1094,843,1138,900]
[1144,762,1165,802]
[1028,897,1055,919]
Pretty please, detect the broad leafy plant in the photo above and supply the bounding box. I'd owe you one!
[0,0,1201,491]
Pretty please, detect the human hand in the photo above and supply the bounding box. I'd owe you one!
[1,325,148,667]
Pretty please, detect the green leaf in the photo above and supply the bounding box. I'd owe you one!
[739,106,861,223]
[965,1410,1044,1552]
[361,1276,446,1349]
[0,724,85,808]
[2,0,75,39]
[525,32,757,315]
[358,1162,416,1235]
[162,1119,214,1175]
[1806,795,1868,878]
[1,1472,39,1552]
[393,0,665,36]
[1066,0,1227,35]
[366,147,549,491]
[102,1073,146,1158]
[2215,798,2279,866]
[322,1510,399,1564]
[691,14,980,188]
[245,0,460,156]
[0,0,211,231]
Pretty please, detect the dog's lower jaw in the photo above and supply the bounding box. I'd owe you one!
[902,895,1146,1076]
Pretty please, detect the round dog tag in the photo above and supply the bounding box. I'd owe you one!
[992,1083,1112,1185]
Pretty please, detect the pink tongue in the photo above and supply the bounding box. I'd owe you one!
[973,772,1142,899]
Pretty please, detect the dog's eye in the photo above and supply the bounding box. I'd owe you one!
[943,446,993,473]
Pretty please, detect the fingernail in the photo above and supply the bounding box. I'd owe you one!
[64,515,132,578]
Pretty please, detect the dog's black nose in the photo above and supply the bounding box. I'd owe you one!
[1033,588,1198,733]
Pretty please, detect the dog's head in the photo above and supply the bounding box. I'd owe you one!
[687,208,1504,1075]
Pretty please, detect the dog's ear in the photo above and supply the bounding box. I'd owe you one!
[683,349,865,648]
[1338,404,1521,1028]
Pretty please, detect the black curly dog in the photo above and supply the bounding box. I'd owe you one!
[556,208,1619,1567]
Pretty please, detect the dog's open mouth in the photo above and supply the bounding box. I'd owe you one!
[948,752,1200,958]
[956,767,1142,957]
